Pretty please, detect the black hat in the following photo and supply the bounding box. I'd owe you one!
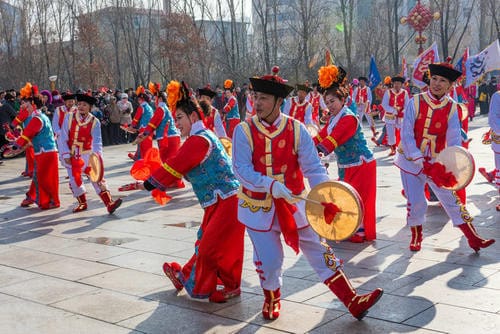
[428,57,461,82]
[62,92,75,100]
[358,76,368,82]
[250,76,294,98]
[75,93,97,106]
[391,76,405,83]
[198,86,216,99]
[296,84,312,92]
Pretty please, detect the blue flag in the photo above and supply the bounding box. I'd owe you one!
[368,55,381,89]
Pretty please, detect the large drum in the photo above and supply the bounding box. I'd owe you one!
[219,137,232,157]
[434,146,475,191]
[305,181,363,241]
[306,124,319,137]
[87,152,104,183]
[0,144,24,159]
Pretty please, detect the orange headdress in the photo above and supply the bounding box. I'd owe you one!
[166,80,182,113]
[224,79,234,91]
[317,65,346,90]
[148,82,161,96]
[136,85,145,96]
[20,82,39,99]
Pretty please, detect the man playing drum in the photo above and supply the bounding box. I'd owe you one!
[60,93,122,214]
[394,60,495,252]
[232,69,383,321]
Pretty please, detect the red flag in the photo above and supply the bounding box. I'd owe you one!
[412,42,440,88]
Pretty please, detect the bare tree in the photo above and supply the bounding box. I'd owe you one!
[432,0,475,60]
[488,0,500,42]
[385,0,403,73]
[338,0,355,74]
[285,0,326,80]
[252,0,277,73]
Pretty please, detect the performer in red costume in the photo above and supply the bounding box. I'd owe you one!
[222,79,240,138]
[313,65,377,243]
[126,86,154,160]
[354,76,378,138]
[283,83,313,125]
[13,82,59,210]
[394,61,495,252]
[381,76,409,156]
[306,83,328,125]
[232,68,383,320]
[140,81,245,303]
[52,92,77,178]
[11,96,34,178]
[60,94,122,214]
[52,92,77,139]
[198,85,227,138]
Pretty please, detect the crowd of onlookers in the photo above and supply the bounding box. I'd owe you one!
[0,84,251,151]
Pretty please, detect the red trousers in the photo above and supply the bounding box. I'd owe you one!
[158,136,180,163]
[179,195,245,298]
[32,152,60,209]
[25,145,35,175]
[226,118,240,139]
[137,136,153,160]
[341,160,377,240]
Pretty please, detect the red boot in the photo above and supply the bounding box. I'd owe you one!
[73,194,87,212]
[262,288,281,320]
[162,262,184,290]
[325,270,383,320]
[478,167,494,183]
[20,197,35,207]
[388,145,396,156]
[457,222,495,252]
[99,190,122,214]
[409,225,423,251]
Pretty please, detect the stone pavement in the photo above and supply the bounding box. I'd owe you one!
[0,114,498,334]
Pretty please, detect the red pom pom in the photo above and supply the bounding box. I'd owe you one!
[423,161,458,188]
[272,66,280,74]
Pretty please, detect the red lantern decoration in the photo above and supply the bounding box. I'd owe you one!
[400,0,440,54]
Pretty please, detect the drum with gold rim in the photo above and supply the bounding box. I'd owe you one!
[219,137,232,157]
[306,124,319,137]
[305,181,363,241]
[1,145,24,159]
[87,152,104,183]
[434,146,475,191]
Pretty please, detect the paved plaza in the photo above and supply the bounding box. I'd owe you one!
[0,115,498,334]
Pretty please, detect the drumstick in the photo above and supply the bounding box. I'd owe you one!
[292,195,357,215]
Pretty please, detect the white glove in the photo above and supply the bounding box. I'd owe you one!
[271,181,294,202]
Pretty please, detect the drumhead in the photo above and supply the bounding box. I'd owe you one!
[306,124,319,137]
[435,146,475,191]
[88,152,104,183]
[305,181,363,241]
